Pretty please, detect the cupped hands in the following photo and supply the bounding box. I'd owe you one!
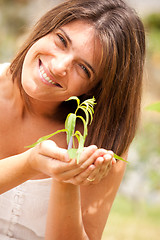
[27,140,116,185]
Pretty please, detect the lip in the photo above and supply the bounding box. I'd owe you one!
[38,59,62,88]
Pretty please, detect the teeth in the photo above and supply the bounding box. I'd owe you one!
[42,73,47,78]
[40,65,56,85]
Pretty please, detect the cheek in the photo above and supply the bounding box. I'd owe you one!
[21,61,38,97]
[21,74,33,95]
[23,39,45,65]
[69,79,91,96]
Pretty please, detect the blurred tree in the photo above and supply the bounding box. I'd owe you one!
[0,0,30,60]
[0,0,62,61]
[144,13,160,30]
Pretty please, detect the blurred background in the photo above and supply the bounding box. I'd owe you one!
[0,0,159,239]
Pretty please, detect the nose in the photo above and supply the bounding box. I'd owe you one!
[51,54,72,77]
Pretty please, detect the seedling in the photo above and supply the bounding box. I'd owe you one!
[26,96,127,163]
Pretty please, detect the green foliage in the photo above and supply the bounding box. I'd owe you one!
[26,97,96,163]
[26,129,68,148]
[143,13,160,55]
[129,120,160,191]
[65,96,97,162]
[144,13,160,30]
[149,169,160,190]
[102,195,160,240]
[145,101,160,112]
[26,96,127,163]
[0,0,29,61]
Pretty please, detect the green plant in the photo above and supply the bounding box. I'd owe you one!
[145,101,160,112]
[26,96,127,163]
[144,13,160,30]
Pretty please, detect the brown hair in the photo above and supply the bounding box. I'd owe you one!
[10,0,145,155]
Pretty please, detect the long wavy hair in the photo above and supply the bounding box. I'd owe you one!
[10,0,145,155]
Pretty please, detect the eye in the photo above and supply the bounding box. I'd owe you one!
[57,34,67,48]
[79,64,91,78]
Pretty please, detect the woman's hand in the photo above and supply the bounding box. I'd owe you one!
[86,150,116,184]
[64,149,116,185]
[27,140,97,181]
[27,140,115,184]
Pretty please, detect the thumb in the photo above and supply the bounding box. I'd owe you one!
[38,140,69,162]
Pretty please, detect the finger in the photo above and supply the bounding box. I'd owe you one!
[31,153,69,178]
[103,152,113,161]
[106,150,114,158]
[94,156,104,167]
[43,152,98,180]
[78,145,98,165]
[68,164,96,185]
[37,155,84,181]
[49,150,114,179]
[79,151,114,185]
[54,159,92,181]
[43,147,112,182]
[112,158,117,165]
[62,156,109,185]
[38,140,69,162]
[102,152,114,169]
[60,148,106,179]
[88,155,112,184]
[56,151,106,181]
[84,166,101,185]
[79,148,107,171]
[98,160,112,179]
[54,145,98,177]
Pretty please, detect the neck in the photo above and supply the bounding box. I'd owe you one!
[26,97,62,119]
[11,79,61,121]
[11,76,65,121]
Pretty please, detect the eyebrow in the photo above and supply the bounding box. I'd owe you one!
[59,28,96,76]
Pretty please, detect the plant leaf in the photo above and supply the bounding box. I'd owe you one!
[25,96,128,165]
[79,105,90,125]
[68,148,78,159]
[76,134,85,163]
[68,131,85,163]
[66,96,80,109]
[73,130,82,142]
[80,97,96,124]
[65,113,77,145]
[81,98,96,113]
[76,115,88,138]
[86,106,94,124]
[25,129,67,148]
[113,153,129,163]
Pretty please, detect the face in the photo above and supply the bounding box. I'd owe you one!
[21,20,102,103]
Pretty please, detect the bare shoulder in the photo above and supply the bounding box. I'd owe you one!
[0,63,12,99]
[0,63,10,74]
[0,63,10,83]
[0,63,15,128]
[80,151,127,240]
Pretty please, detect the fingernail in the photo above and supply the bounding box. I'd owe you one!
[112,158,116,165]
[65,153,70,162]
[105,154,112,160]
[99,157,104,163]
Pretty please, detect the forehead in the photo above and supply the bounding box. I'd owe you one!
[61,20,96,41]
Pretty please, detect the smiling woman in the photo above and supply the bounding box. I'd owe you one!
[0,0,145,239]
[21,20,100,103]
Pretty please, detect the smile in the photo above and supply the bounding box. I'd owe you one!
[39,65,56,85]
[39,60,62,87]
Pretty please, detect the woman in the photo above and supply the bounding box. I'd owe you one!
[0,0,145,239]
